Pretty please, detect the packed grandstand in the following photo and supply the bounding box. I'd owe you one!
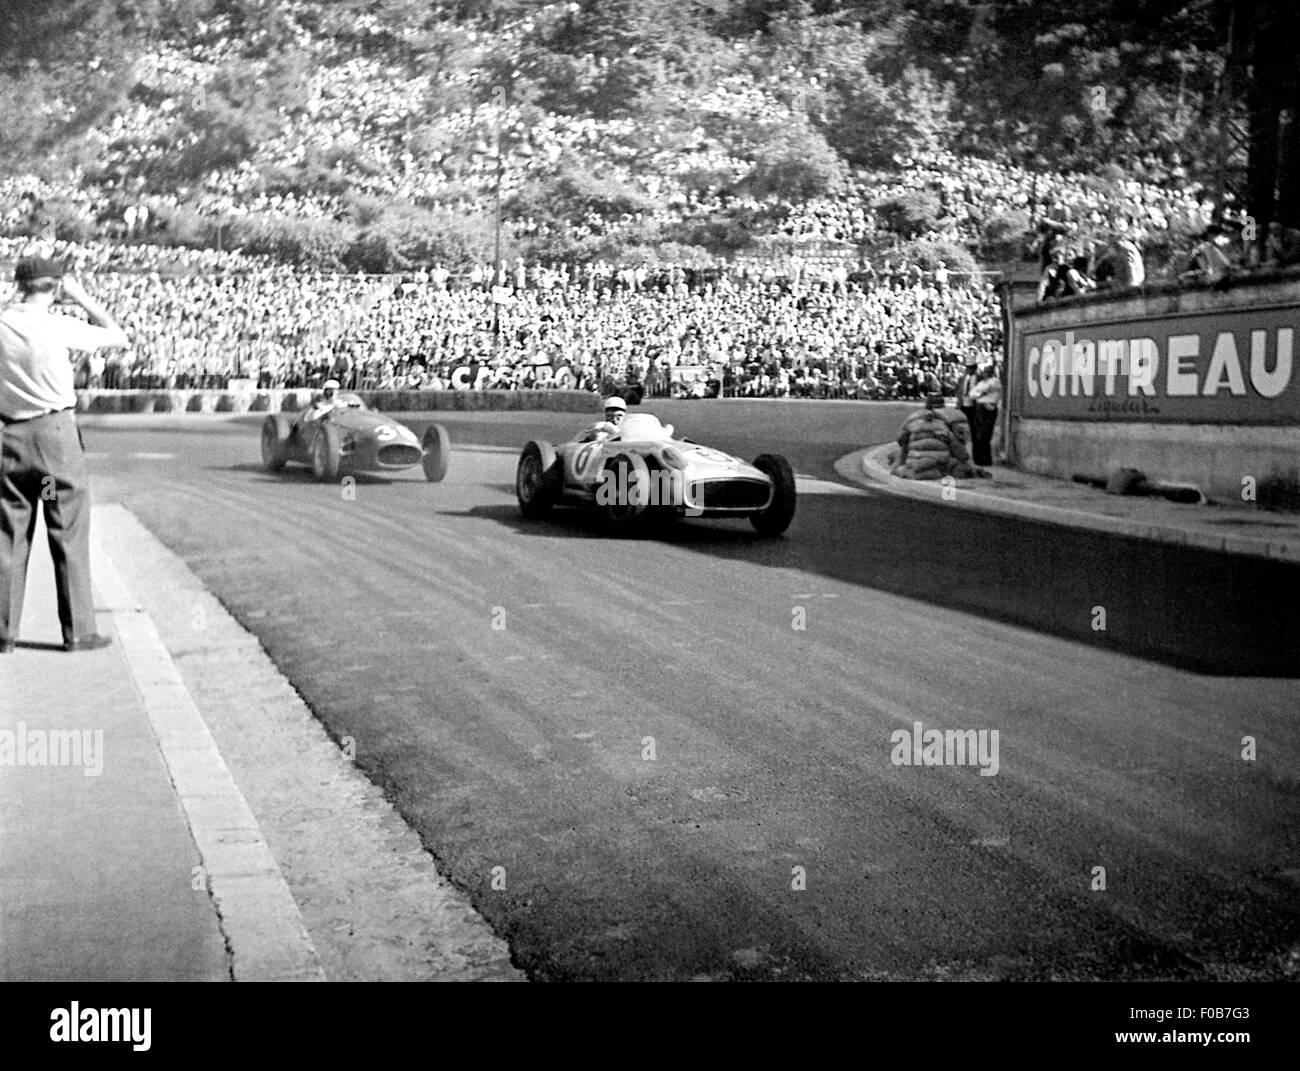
[0,1,1261,399]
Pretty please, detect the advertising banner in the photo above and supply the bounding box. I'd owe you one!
[449,364,562,388]
[1017,304,1298,424]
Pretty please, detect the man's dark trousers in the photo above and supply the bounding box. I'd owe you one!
[971,406,998,467]
[0,410,96,646]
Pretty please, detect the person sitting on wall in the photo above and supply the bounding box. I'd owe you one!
[1038,248,1070,302]
[1182,224,1236,285]
[1061,252,1096,297]
[1033,210,1074,272]
[1266,221,1300,267]
[1113,235,1146,288]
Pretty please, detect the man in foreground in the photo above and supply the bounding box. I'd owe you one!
[0,255,128,652]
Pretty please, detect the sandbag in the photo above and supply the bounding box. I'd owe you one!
[901,412,948,434]
[909,428,951,440]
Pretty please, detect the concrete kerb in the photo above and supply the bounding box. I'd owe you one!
[840,443,1299,563]
[89,532,327,982]
[94,504,523,982]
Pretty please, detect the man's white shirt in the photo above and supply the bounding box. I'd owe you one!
[0,306,126,419]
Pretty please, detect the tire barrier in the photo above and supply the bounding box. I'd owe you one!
[75,389,602,415]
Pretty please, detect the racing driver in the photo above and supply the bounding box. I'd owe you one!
[579,396,627,442]
[304,378,342,422]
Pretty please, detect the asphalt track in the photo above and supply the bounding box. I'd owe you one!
[82,402,1300,981]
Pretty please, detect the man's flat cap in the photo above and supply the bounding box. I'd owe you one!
[14,255,66,282]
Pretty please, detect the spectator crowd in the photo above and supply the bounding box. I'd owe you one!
[1,235,1002,400]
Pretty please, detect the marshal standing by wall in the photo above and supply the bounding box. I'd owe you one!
[0,256,129,652]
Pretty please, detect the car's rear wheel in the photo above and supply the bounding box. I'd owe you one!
[422,423,451,482]
[311,424,342,482]
[261,414,293,472]
[600,452,650,532]
[749,453,796,536]
[517,440,559,518]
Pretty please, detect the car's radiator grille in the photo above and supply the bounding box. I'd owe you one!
[378,444,422,466]
[691,479,769,509]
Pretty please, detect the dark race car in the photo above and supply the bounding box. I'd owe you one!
[260,393,450,482]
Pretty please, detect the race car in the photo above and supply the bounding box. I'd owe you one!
[515,411,796,535]
[260,393,450,482]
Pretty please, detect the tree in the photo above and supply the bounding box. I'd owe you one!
[161,52,309,181]
[347,201,505,272]
[980,208,1033,263]
[877,190,944,238]
[742,123,845,200]
[895,237,978,276]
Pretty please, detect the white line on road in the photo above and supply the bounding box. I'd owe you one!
[795,475,869,496]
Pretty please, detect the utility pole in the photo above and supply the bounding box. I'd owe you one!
[493,113,502,363]
[1211,7,1240,223]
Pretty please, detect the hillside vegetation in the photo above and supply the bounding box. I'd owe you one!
[0,0,1235,271]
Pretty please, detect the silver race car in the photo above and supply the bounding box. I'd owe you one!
[516,412,796,535]
[260,393,450,482]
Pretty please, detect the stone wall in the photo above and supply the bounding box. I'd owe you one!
[1005,269,1300,501]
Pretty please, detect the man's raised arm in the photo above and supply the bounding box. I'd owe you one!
[59,275,129,349]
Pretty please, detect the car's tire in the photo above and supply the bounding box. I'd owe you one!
[422,423,451,482]
[517,440,559,518]
[749,453,797,536]
[261,413,293,472]
[311,423,342,482]
[600,451,651,532]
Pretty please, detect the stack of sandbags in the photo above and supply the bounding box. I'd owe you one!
[933,408,983,478]
[889,406,983,481]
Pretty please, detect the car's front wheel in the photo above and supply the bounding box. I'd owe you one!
[600,452,651,533]
[261,414,293,472]
[311,424,342,482]
[517,440,559,518]
[422,423,451,482]
[749,453,796,536]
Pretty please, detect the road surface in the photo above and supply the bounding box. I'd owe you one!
[79,402,1300,980]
